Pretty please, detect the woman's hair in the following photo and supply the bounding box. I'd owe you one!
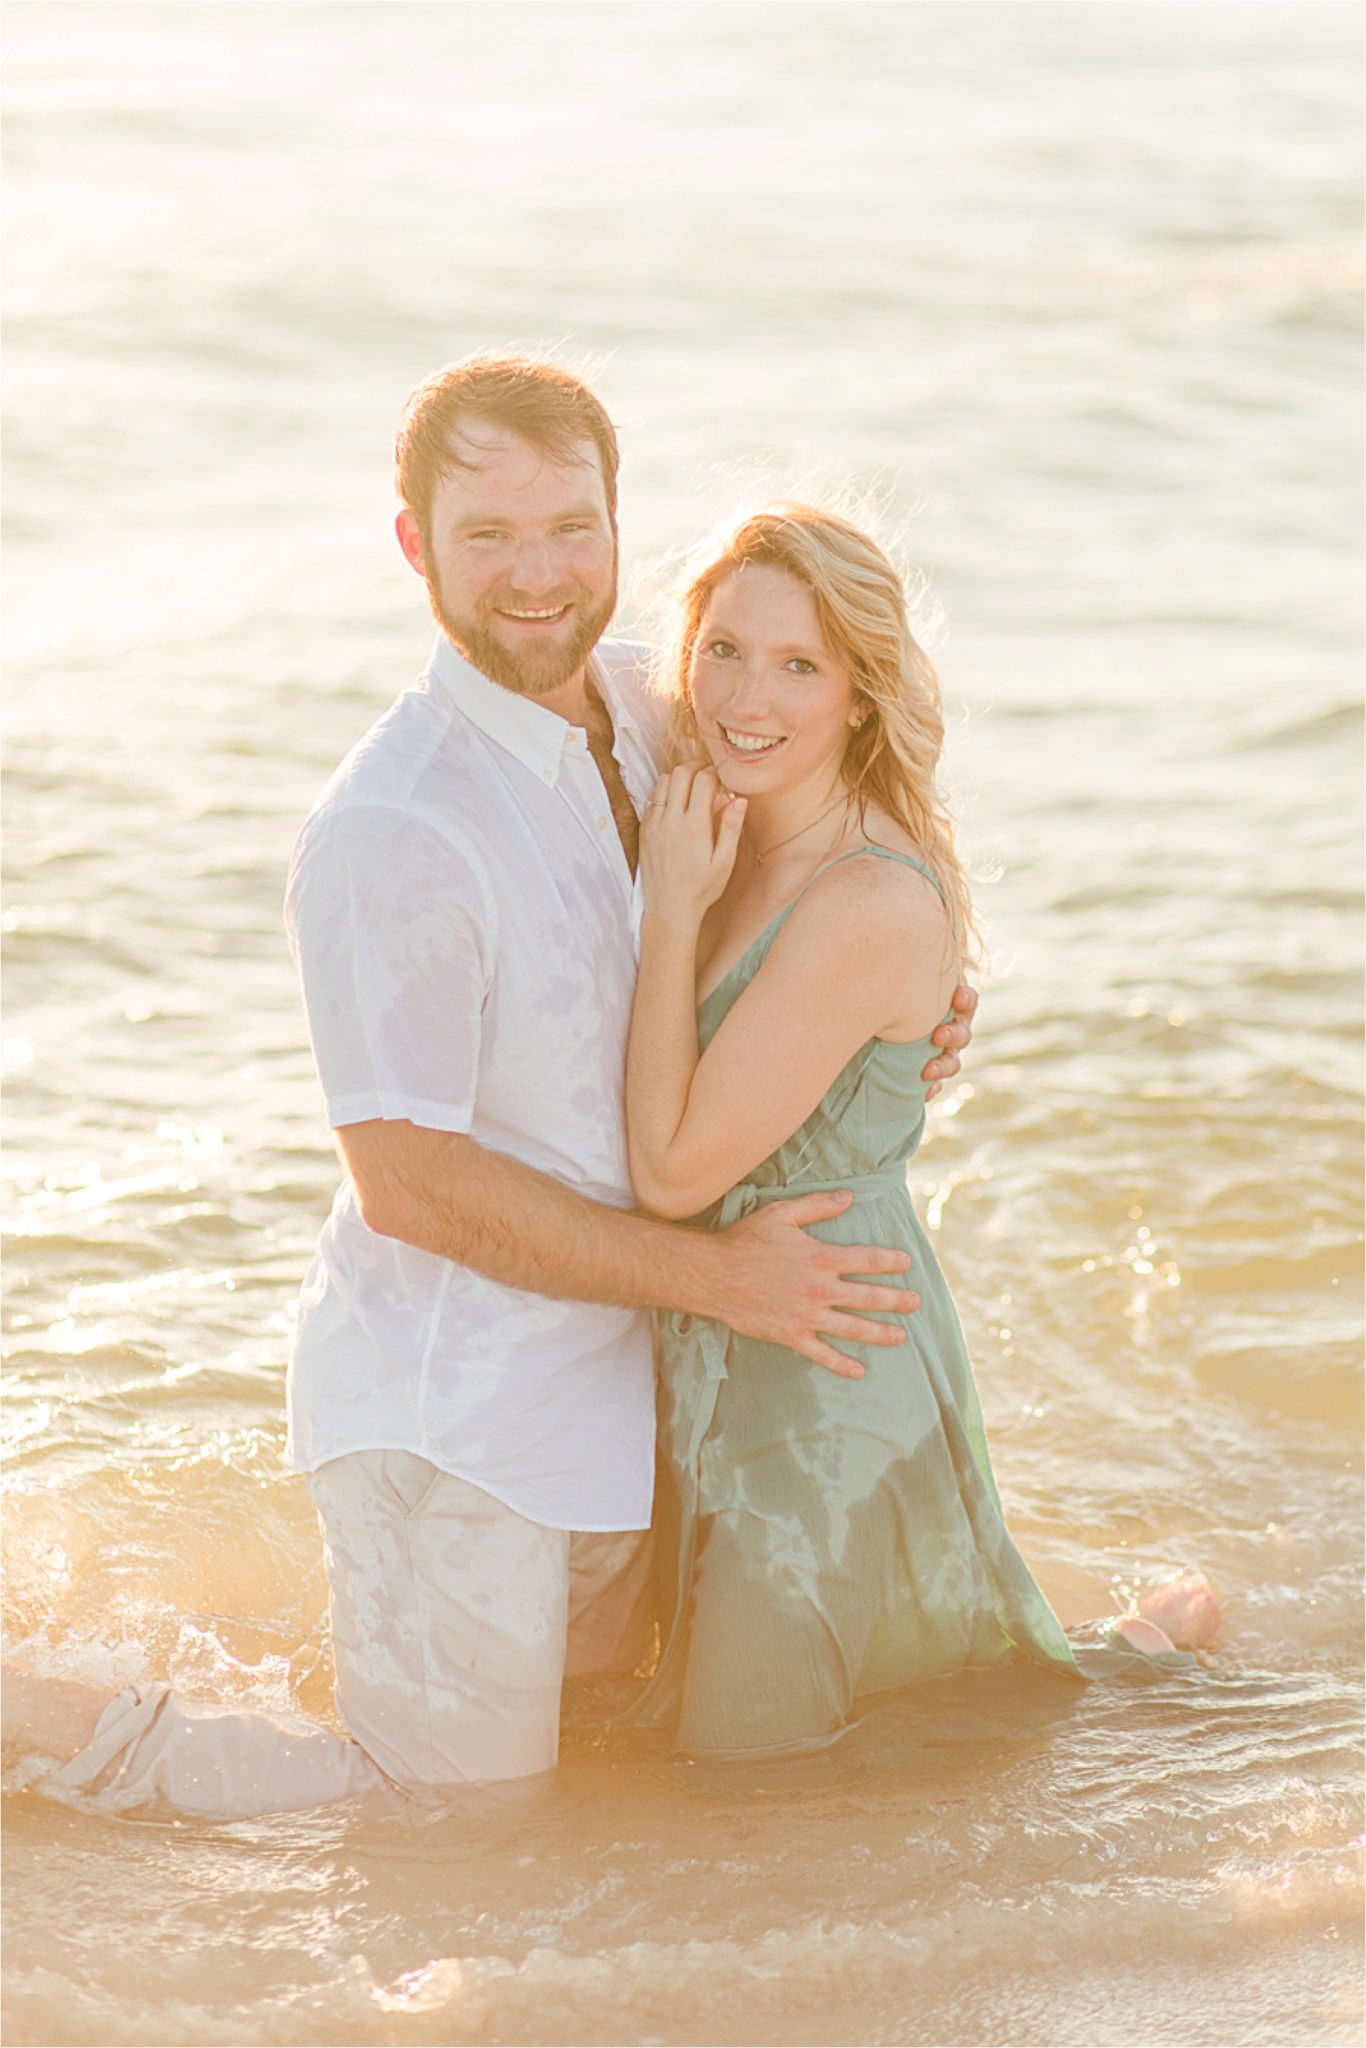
[654,500,979,964]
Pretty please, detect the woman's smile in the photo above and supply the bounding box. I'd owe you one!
[691,562,857,799]
[716,724,788,757]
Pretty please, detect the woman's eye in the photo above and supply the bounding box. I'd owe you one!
[705,640,739,659]
[785,658,817,675]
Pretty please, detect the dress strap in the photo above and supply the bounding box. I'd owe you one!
[790,843,946,906]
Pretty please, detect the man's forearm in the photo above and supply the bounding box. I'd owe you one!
[338,1117,920,1377]
[340,1121,724,1317]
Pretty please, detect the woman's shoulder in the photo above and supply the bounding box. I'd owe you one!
[749,843,955,1043]
[808,820,947,916]
[774,834,951,968]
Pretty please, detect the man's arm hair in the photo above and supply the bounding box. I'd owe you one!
[338,1117,924,1378]
[339,1118,721,1316]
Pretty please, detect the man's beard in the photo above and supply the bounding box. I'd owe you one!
[427,561,618,701]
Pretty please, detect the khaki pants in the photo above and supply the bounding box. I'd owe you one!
[47,1451,653,1818]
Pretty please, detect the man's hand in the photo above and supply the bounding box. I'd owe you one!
[704,1188,920,1381]
[334,1123,917,1380]
[922,982,978,1101]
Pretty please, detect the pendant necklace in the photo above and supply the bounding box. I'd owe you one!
[747,794,849,867]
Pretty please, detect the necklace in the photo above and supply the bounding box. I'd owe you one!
[746,794,848,866]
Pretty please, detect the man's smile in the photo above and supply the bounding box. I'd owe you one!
[493,602,574,628]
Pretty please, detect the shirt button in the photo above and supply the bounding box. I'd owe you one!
[543,768,554,782]
[597,816,607,829]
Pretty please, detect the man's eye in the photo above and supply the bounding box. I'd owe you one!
[469,530,507,543]
[556,522,589,536]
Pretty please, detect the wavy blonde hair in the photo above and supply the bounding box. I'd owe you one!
[654,500,980,965]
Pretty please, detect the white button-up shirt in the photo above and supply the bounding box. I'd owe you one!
[283,633,669,1530]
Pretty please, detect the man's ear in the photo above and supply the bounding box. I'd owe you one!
[395,509,426,577]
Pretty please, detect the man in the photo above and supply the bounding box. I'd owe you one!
[14,353,974,1814]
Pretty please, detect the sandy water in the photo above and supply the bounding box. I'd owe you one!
[2,4,1362,2043]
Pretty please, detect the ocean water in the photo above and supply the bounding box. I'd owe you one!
[2,4,1362,2044]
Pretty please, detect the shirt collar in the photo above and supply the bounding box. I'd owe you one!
[426,633,640,786]
[589,649,645,746]
[427,633,576,786]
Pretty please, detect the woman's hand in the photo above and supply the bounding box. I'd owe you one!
[639,765,747,925]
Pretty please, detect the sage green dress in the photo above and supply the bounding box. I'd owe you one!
[627,846,1081,1757]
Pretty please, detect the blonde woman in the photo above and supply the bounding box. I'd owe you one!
[622,503,1083,1756]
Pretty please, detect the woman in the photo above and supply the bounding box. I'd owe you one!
[5,504,1215,1807]
[621,501,1084,1757]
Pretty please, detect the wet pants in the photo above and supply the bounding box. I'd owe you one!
[45,1450,653,1817]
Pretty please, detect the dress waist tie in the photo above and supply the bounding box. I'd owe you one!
[676,1165,910,1384]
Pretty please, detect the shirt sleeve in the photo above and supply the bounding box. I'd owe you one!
[284,803,495,1134]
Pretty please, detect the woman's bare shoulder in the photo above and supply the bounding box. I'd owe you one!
[767,843,951,986]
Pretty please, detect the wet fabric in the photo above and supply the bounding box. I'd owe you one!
[624,848,1082,1757]
[46,1452,653,1818]
[284,634,664,1529]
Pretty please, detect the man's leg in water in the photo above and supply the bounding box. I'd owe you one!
[564,1525,655,1681]
[8,1452,590,1817]
[309,1449,574,1788]
[3,1668,112,1764]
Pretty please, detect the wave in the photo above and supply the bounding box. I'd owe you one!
[1230,701,1364,753]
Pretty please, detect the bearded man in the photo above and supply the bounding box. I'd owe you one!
[13,355,974,1813]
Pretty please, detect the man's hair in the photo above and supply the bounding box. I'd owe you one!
[395,351,621,541]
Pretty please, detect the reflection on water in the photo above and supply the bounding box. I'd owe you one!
[3,2,1362,2043]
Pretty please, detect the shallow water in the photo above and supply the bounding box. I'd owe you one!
[3,4,1362,2044]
